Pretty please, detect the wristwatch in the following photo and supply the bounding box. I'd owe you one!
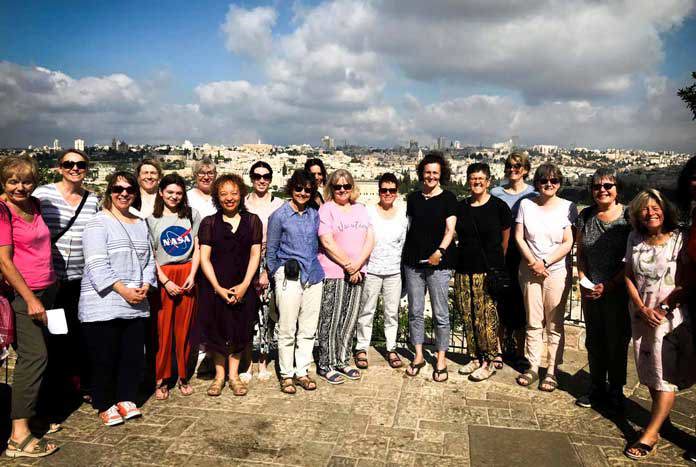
[437,247,446,257]
[542,259,549,268]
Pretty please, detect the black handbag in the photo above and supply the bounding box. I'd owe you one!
[465,198,511,299]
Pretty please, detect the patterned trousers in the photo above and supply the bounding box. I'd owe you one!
[317,278,364,372]
[453,272,500,361]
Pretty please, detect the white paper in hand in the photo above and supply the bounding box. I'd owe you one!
[45,308,68,335]
[579,276,596,290]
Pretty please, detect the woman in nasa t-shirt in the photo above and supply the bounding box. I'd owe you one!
[146,174,201,399]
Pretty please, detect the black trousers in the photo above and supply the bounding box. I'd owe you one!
[82,318,146,412]
[583,288,631,391]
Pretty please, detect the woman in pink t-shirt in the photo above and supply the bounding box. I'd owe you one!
[0,155,58,458]
[316,169,374,384]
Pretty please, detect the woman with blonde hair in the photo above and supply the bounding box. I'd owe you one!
[316,169,374,384]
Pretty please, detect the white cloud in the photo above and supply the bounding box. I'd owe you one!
[221,5,277,58]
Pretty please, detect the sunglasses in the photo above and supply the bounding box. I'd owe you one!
[61,160,87,170]
[591,182,616,191]
[505,163,523,170]
[197,171,215,178]
[379,188,398,194]
[332,183,353,191]
[110,185,137,195]
[538,178,560,186]
[250,173,272,181]
[293,186,312,194]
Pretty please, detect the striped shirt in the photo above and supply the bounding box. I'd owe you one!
[33,184,100,281]
[79,211,157,323]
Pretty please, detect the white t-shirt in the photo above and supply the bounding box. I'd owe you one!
[129,192,156,219]
[366,204,408,275]
[516,197,578,272]
[187,188,217,219]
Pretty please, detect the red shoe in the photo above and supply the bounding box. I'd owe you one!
[116,401,142,420]
[99,405,124,426]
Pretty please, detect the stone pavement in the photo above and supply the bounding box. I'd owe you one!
[1,336,695,466]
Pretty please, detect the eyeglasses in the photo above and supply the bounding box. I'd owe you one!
[505,163,522,170]
[250,173,272,181]
[538,178,560,186]
[332,183,353,191]
[61,160,87,170]
[110,185,137,195]
[379,188,398,194]
[197,171,216,178]
[591,183,616,191]
[293,186,312,194]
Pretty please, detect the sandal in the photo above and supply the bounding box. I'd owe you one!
[624,435,659,460]
[4,434,58,458]
[458,360,481,375]
[469,366,496,382]
[354,351,369,369]
[206,378,224,397]
[433,366,448,383]
[178,380,193,396]
[280,378,296,394]
[516,370,539,387]
[492,355,504,370]
[47,423,61,435]
[318,369,345,385]
[406,360,426,377]
[155,384,170,401]
[229,377,248,396]
[336,366,361,380]
[294,375,317,391]
[387,351,403,368]
[539,374,558,392]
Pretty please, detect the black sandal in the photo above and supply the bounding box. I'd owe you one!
[432,366,448,383]
[516,370,539,387]
[624,437,658,460]
[406,360,426,377]
[492,355,504,370]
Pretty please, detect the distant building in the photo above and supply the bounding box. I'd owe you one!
[53,139,61,151]
[74,139,85,151]
[409,140,419,153]
[321,136,335,150]
[532,144,559,156]
[117,140,129,153]
[182,140,194,152]
[453,140,462,150]
[436,136,448,150]
[111,138,119,151]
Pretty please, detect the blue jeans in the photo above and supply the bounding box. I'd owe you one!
[404,266,452,351]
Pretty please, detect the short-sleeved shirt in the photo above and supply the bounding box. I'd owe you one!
[317,201,372,279]
[146,209,202,266]
[402,190,458,269]
[33,184,100,280]
[187,189,217,218]
[575,205,631,285]
[455,196,512,274]
[0,199,56,290]
[491,184,536,218]
[516,197,578,272]
[366,204,408,276]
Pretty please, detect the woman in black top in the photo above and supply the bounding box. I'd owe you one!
[305,158,327,210]
[453,163,511,382]
[402,151,457,382]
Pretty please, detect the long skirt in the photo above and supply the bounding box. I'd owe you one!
[453,272,499,361]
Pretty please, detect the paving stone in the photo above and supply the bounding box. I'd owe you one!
[469,425,582,466]
[573,444,611,467]
[276,440,334,466]
[327,456,358,467]
[466,398,510,409]
[413,452,469,466]
[333,435,389,462]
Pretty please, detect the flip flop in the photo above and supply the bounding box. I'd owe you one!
[406,360,426,377]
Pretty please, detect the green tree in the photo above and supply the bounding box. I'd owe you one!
[678,71,696,120]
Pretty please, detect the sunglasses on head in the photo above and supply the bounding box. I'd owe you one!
[332,183,352,191]
[591,182,616,191]
[505,163,522,170]
[379,187,398,194]
[250,173,272,181]
[110,185,137,195]
[293,186,312,194]
[539,178,560,186]
[61,160,87,170]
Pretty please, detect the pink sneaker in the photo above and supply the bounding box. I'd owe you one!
[99,405,124,426]
[116,401,142,420]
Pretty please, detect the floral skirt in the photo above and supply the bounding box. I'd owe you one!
[453,272,500,361]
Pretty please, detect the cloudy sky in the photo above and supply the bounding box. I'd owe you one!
[1,0,696,151]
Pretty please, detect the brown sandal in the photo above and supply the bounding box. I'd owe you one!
[354,351,369,369]
[206,379,224,397]
[294,375,317,391]
[387,351,403,368]
[229,377,248,396]
[281,378,296,394]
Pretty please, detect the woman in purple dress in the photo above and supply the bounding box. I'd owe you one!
[198,174,262,397]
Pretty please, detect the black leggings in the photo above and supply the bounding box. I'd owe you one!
[82,318,146,412]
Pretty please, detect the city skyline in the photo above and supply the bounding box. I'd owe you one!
[1,1,696,151]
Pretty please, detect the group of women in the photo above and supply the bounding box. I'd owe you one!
[1,148,695,461]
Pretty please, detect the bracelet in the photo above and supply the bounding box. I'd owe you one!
[163,279,171,286]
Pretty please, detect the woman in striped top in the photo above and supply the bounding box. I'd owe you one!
[33,149,99,409]
[79,171,157,427]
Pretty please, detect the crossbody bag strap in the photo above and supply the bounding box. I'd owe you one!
[51,190,90,244]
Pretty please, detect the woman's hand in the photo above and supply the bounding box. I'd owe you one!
[344,261,358,275]
[529,260,548,277]
[638,305,663,328]
[230,283,249,303]
[427,250,442,266]
[26,296,47,325]
[182,274,195,292]
[258,270,270,290]
[580,282,604,300]
[164,280,183,297]
[348,272,363,284]
[216,285,238,304]
[120,287,146,305]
